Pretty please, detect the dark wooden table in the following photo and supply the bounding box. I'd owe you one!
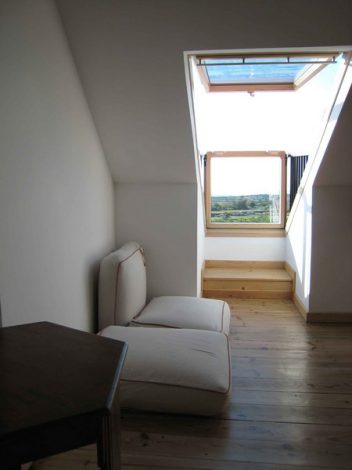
[0,321,127,470]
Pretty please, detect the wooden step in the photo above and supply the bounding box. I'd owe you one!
[202,261,295,300]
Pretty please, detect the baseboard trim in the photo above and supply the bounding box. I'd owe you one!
[284,261,296,294]
[293,294,307,321]
[293,294,352,322]
[306,312,352,323]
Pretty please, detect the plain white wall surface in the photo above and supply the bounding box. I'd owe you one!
[286,69,352,311]
[196,184,205,295]
[56,0,197,184]
[205,237,286,261]
[310,186,352,313]
[314,87,352,187]
[286,186,313,310]
[115,183,198,298]
[0,0,115,330]
[309,85,352,314]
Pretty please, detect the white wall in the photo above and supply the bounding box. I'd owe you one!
[310,186,352,313]
[115,183,198,299]
[0,0,115,330]
[309,83,352,314]
[56,0,352,299]
[205,237,286,261]
[196,183,205,295]
[286,186,313,310]
[286,65,352,311]
[55,0,197,185]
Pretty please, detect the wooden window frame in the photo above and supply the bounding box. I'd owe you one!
[197,53,337,93]
[205,151,287,230]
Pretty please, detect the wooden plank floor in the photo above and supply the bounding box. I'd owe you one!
[32,299,352,469]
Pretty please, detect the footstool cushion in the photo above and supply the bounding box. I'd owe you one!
[100,326,231,416]
[131,296,231,336]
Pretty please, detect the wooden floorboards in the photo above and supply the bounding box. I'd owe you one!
[32,299,352,469]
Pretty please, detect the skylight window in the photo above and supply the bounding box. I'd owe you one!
[197,53,338,92]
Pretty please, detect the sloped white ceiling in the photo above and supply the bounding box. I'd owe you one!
[55,0,197,184]
[314,86,352,187]
[56,0,352,185]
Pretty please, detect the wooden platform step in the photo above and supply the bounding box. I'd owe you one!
[202,260,295,300]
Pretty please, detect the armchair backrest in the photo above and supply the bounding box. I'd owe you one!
[98,241,147,330]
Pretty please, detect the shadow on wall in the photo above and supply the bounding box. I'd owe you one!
[86,257,102,334]
[309,186,352,314]
[286,190,312,311]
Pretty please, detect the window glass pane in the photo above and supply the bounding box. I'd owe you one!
[201,55,337,86]
[205,63,305,84]
[210,157,282,224]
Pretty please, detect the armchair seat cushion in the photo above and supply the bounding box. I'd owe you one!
[100,325,231,416]
[131,296,230,336]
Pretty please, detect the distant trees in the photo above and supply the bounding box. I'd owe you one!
[211,194,270,210]
[211,194,274,223]
[212,197,249,211]
[236,198,248,210]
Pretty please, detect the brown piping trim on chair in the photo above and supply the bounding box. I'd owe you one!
[131,317,228,336]
[132,300,229,336]
[225,336,232,394]
[131,304,146,322]
[113,247,144,325]
[221,301,225,334]
[121,372,229,394]
[121,334,232,395]
[130,320,180,329]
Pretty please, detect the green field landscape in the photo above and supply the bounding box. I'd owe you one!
[211,194,279,223]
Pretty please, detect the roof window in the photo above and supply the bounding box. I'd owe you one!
[196,53,338,92]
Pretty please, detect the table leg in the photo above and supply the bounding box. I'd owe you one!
[97,436,103,468]
[97,408,121,470]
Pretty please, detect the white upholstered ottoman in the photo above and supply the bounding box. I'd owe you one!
[100,326,231,416]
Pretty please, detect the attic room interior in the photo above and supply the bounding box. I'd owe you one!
[1,0,352,469]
